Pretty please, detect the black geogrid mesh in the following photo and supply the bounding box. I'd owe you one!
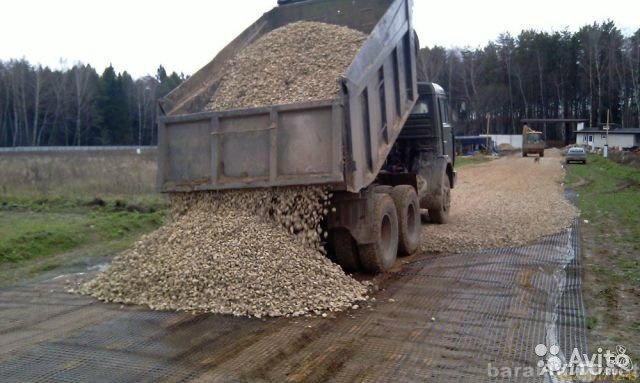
[0,221,586,383]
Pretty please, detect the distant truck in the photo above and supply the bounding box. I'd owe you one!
[522,124,544,157]
[157,0,455,273]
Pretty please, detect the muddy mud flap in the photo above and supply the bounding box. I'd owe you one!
[327,188,377,246]
[413,154,447,210]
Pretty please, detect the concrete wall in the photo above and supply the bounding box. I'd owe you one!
[576,133,636,150]
[480,134,523,149]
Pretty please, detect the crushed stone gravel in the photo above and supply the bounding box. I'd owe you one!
[421,149,578,253]
[206,21,366,111]
[74,187,368,318]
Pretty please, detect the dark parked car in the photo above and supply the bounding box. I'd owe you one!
[566,147,587,164]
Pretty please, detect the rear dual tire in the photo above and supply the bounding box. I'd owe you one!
[389,185,421,256]
[358,194,399,273]
[359,186,421,273]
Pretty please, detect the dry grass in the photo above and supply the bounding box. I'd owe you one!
[0,149,158,198]
[607,149,640,169]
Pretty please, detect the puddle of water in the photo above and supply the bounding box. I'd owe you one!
[87,263,109,272]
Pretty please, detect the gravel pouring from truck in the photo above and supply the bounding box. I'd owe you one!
[157,0,455,273]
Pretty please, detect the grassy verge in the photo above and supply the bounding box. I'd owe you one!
[455,155,493,167]
[0,196,167,286]
[565,154,640,356]
[565,155,640,259]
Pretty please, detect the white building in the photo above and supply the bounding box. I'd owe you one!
[480,134,523,149]
[575,127,640,150]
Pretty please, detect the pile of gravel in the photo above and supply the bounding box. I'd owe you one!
[206,21,367,111]
[73,22,370,317]
[75,187,368,318]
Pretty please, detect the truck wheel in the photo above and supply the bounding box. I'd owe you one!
[540,151,544,158]
[389,185,420,256]
[522,152,528,157]
[429,174,450,224]
[358,194,399,273]
[330,229,360,272]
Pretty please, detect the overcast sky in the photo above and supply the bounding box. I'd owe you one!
[1,0,638,78]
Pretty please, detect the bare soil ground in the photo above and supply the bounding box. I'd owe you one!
[421,149,577,253]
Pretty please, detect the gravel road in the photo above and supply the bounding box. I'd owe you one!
[421,150,577,253]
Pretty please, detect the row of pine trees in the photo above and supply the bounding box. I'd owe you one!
[1,21,639,147]
[418,21,640,136]
[0,63,183,147]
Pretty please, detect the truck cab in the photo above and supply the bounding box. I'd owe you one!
[382,82,456,222]
[403,82,455,167]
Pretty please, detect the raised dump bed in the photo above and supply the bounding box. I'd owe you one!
[157,0,418,193]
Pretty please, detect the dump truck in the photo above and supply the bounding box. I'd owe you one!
[157,0,455,273]
[522,124,544,157]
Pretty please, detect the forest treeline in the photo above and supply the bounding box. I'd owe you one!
[418,21,640,135]
[1,21,639,147]
[0,62,183,147]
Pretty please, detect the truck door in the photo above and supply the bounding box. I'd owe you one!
[437,97,453,159]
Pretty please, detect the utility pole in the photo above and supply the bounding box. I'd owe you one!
[486,113,490,135]
[604,109,610,158]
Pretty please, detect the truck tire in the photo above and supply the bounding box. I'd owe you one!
[358,194,399,273]
[389,185,420,256]
[429,174,450,224]
[522,152,528,157]
[540,151,544,158]
[330,229,360,272]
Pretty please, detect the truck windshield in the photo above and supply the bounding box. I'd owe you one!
[527,134,542,143]
[411,95,432,116]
